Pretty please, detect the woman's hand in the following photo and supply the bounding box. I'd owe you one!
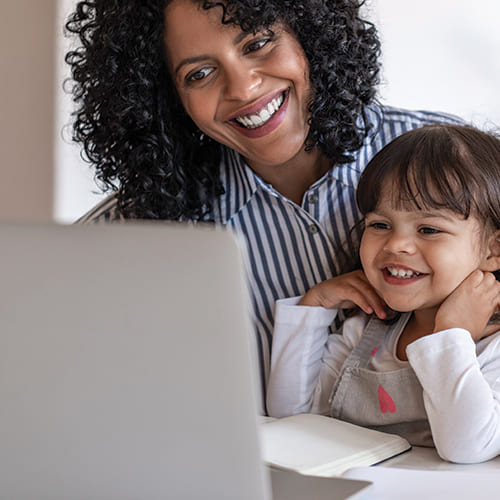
[299,270,387,319]
[434,270,500,341]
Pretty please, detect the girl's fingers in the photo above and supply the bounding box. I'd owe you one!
[354,278,386,319]
[345,286,386,319]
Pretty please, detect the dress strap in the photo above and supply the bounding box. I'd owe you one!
[342,313,411,368]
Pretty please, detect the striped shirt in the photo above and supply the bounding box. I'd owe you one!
[78,105,463,403]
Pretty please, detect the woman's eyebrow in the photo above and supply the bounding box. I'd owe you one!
[173,31,251,77]
[174,55,210,77]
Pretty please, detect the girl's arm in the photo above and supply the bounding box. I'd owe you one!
[267,270,384,417]
[407,329,500,463]
[266,298,369,417]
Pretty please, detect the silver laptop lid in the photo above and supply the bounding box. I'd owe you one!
[0,222,270,500]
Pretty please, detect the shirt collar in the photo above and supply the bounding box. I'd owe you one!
[326,104,383,186]
[215,147,260,223]
[214,104,384,220]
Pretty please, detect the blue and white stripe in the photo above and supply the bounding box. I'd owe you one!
[79,104,464,405]
[215,106,463,398]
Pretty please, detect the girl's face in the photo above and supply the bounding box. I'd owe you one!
[359,187,493,316]
[163,0,312,177]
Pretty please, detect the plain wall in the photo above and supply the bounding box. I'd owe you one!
[0,1,57,222]
[373,0,500,128]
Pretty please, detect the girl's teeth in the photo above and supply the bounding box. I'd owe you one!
[235,93,284,129]
[387,267,420,279]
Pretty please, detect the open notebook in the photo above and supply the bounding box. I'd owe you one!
[261,413,411,477]
[0,222,371,500]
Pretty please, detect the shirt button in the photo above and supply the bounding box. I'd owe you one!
[308,194,318,204]
[309,224,319,234]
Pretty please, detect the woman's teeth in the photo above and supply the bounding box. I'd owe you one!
[386,267,421,279]
[235,93,284,129]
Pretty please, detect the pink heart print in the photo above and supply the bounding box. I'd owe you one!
[378,385,396,413]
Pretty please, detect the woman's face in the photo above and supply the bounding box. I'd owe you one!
[163,0,312,176]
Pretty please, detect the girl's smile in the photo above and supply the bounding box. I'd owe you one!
[360,191,491,316]
[382,264,427,284]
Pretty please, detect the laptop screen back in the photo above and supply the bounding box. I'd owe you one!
[0,222,270,500]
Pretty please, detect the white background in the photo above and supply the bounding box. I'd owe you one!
[53,0,500,222]
[372,0,500,128]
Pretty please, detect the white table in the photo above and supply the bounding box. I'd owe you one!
[381,445,500,472]
[343,447,500,499]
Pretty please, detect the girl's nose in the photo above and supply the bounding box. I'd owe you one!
[223,64,261,101]
[383,232,416,255]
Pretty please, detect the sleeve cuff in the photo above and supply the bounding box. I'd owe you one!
[406,328,474,362]
[275,296,338,328]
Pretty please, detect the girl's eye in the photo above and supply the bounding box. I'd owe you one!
[367,222,391,231]
[419,226,441,235]
[186,67,214,83]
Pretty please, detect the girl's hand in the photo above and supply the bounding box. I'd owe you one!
[299,270,387,319]
[434,270,500,341]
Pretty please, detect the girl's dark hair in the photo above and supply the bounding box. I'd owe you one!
[338,124,500,276]
[346,124,500,320]
[65,0,380,219]
[356,124,500,229]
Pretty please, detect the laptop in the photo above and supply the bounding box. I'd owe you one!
[0,222,370,499]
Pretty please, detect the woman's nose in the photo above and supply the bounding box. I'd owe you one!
[223,64,261,101]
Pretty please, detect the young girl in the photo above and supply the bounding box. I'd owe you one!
[267,124,500,464]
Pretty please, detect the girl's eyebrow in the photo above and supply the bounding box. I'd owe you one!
[418,211,455,221]
[173,31,251,77]
[368,209,458,223]
[418,213,463,226]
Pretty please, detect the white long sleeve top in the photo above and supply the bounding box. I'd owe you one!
[267,297,500,464]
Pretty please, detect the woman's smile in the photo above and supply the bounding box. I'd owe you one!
[227,89,289,138]
[163,0,314,178]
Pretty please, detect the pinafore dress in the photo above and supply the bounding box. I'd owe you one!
[328,313,434,446]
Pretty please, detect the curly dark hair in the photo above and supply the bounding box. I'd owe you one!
[65,0,381,219]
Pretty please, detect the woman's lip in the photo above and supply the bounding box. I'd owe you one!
[226,89,288,121]
[227,89,289,139]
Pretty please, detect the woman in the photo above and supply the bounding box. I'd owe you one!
[65,0,461,398]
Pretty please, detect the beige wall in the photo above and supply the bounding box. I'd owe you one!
[0,1,57,221]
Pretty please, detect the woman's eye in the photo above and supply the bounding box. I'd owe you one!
[186,67,214,83]
[244,37,272,54]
